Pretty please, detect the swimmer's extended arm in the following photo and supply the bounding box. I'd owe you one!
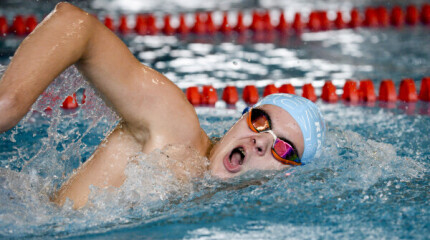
[0,3,210,209]
[0,2,207,149]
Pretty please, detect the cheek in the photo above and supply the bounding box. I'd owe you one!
[214,121,247,153]
[208,140,232,175]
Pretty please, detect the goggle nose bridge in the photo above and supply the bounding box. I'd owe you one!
[257,129,278,145]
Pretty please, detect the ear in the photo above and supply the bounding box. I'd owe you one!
[242,106,250,115]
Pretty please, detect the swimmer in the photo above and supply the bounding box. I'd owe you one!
[0,3,325,209]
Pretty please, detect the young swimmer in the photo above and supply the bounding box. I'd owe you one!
[0,3,325,209]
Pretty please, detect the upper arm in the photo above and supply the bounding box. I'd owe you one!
[72,6,201,146]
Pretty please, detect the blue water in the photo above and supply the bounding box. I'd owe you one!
[1,0,430,239]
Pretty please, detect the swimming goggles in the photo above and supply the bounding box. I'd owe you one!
[246,108,301,166]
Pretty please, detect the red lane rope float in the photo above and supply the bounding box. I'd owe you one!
[263,84,279,97]
[10,15,26,35]
[104,16,115,31]
[134,14,149,35]
[177,14,190,35]
[399,78,418,102]
[206,12,217,35]
[263,11,274,32]
[61,93,79,109]
[349,8,362,28]
[292,13,303,33]
[162,15,175,35]
[391,6,405,27]
[201,85,218,105]
[406,5,420,25]
[320,11,330,30]
[222,86,239,104]
[378,79,397,102]
[308,11,322,31]
[422,4,430,24]
[243,85,259,104]
[0,16,8,36]
[250,11,264,32]
[146,14,158,35]
[25,15,38,34]
[279,83,296,94]
[419,77,430,101]
[302,83,317,102]
[234,11,247,33]
[276,12,288,32]
[134,14,146,35]
[376,7,390,27]
[334,11,346,29]
[358,79,376,102]
[191,13,206,34]
[219,12,232,34]
[118,15,129,34]
[342,80,359,103]
[364,7,378,27]
[307,11,330,31]
[186,86,201,105]
[321,81,338,102]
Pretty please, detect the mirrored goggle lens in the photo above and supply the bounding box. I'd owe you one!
[273,138,300,164]
[251,109,270,132]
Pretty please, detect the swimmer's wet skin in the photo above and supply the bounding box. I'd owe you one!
[0,3,325,209]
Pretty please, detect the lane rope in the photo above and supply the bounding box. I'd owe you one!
[1,4,429,37]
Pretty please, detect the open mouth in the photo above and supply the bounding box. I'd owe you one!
[223,147,246,173]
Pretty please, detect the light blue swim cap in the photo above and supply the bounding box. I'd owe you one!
[254,93,325,164]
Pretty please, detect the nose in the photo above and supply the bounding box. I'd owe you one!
[251,131,274,156]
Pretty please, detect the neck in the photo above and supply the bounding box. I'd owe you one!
[204,136,219,158]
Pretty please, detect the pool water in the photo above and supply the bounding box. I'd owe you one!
[1,0,430,239]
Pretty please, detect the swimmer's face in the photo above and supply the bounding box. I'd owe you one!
[208,104,304,179]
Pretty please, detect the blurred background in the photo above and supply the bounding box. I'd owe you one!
[1,0,430,15]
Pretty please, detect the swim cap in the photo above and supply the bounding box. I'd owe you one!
[254,93,325,164]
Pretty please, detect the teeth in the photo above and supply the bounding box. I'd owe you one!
[239,147,245,156]
[230,147,245,165]
[238,148,245,165]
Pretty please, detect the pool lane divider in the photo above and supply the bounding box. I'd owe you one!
[1,4,430,37]
[0,15,37,36]
[56,77,430,110]
[183,77,430,105]
[48,77,429,115]
[181,77,430,110]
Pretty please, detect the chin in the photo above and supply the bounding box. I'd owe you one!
[208,136,245,179]
[208,159,238,179]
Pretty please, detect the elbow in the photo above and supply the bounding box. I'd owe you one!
[54,2,80,14]
[0,94,22,133]
[51,2,92,24]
